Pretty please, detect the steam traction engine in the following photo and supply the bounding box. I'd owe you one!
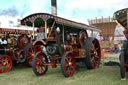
[0,28,31,73]
[21,13,101,77]
[114,8,128,79]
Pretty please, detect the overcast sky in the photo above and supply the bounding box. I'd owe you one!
[0,0,127,24]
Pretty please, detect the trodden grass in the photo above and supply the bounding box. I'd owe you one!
[0,53,128,85]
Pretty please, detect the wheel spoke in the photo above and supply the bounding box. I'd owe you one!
[92,57,96,64]
[30,47,34,53]
[91,44,95,50]
[28,52,33,56]
[28,56,33,59]
[95,47,99,51]
[90,47,95,51]
[65,57,70,63]
[69,56,72,62]
[66,67,70,74]
[91,57,95,62]
[5,64,10,69]
[39,59,44,66]
[64,62,69,67]
[95,55,99,59]
[70,65,74,70]
[91,52,95,56]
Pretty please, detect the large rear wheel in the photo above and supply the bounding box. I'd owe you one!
[61,51,76,77]
[84,37,101,69]
[32,52,48,76]
[0,55,12,73]
[25,43,42,67]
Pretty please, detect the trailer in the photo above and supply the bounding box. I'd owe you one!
[21,13,101,77]
[114,8,128,79]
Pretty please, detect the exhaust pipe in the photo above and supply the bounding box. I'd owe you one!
[51,0,57,16]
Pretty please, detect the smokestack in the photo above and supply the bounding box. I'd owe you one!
[51,0,57,16]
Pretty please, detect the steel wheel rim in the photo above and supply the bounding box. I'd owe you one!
[0,55,12,73]
[27,45,42,66]
[90,40,101,68]
[35,54,48,75]
[18,50,25,63]
[64,53,76,76]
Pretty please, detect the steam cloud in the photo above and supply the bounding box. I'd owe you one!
[0,4,29,17]
[0,6,19,16]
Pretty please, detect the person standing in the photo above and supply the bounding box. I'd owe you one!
[114,44,119,54]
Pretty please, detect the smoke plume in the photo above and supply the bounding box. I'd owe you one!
[0,6,19,16]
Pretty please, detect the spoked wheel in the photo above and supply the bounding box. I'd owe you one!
[0,55,12,73]
[32,52,48,76]
[17,50,25,63]
[18,35,30,49]
[25,43,42,67]
[61,51,76,77]
[84,37,101,69]
[12,49,25,63]
[120,52,126,79]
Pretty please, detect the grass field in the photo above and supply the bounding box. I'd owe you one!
[1,53,128,85]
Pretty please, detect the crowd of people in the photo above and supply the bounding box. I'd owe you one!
[109,44,121,54]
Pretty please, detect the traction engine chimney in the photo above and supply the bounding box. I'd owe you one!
[51,0,57,16]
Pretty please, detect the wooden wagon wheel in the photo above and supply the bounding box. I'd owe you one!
[32,52,48,76]
[78,30,88,48]
[24,43,42,67]
[120,52,126,79]
[84,37,101,69]
[61,51,76,77]
[0,55,12,73]
[18,35,30,49]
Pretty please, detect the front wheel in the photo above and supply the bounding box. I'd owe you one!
[0,55,12,73]
[32,52,48,76]
[61,51,76,77]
